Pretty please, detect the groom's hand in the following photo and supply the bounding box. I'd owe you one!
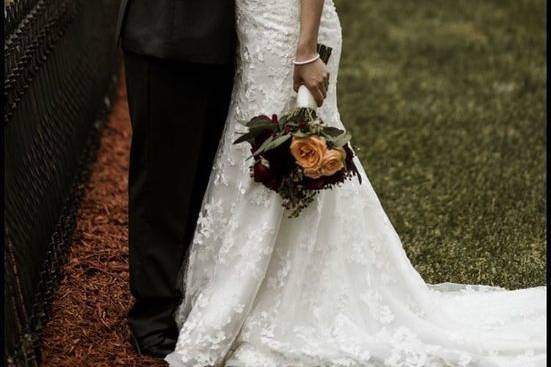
[293,58,329,107]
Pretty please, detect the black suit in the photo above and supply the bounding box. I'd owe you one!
[117,0,236,64]
[117,0,236,346]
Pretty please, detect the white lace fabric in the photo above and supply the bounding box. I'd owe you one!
[165,1,546,366]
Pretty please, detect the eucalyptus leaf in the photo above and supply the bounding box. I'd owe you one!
[233,123,277,145]
[248,120,278,131]
[261,134,292,152]
[252,135,275,156]
[331,132,352,147]
[285,122,299,128]
[253,134,291,155]
[322,126,345,137]
[292,131,312,138]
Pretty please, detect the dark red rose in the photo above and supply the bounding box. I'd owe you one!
[263,139,294,178]
[271,114,279,124]
[266,178,281,191]
[253,159,271,181]
[253,159,280,191]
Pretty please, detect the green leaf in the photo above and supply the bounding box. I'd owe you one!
[262,134,292,151]
[253,134,291,155]
[233,134,249,145]
[330,132,352,147]
[233,130,264,145]
[247,121,274,132]
[251,135,275,156]
[322,126,346,137]
[246,115,272,127]
[292,131,312,138]
[278,114,288,129]
[233,123,277,145]
[284,122,300,128]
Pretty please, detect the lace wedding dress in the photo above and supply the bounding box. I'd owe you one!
[165,1,546,366]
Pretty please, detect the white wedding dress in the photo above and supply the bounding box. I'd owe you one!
[165,1,546,366]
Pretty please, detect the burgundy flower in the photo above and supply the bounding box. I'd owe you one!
[253,159,270,180]
[304,177,327,190]
[263,139,294,177]
[323,168,346,186]
[253,159,280,191]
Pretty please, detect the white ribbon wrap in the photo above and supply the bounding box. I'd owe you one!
[296,85,318,109]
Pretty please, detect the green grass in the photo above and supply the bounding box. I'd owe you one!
[334,0,546,289]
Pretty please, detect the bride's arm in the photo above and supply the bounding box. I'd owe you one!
[293,0,329,107]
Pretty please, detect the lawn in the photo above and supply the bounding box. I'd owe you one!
[334,0,546,289]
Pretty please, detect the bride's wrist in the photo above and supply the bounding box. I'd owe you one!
[295,42,318,62]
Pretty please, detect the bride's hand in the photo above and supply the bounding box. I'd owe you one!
[293,57,329,107]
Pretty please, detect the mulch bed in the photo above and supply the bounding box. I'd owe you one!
[40,78,166,367]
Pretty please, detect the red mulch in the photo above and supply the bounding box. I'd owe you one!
[40,77,166,367]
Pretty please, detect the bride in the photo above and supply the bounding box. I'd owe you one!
[165,0,546,366]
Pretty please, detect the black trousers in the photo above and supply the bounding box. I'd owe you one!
[124,51,234,342]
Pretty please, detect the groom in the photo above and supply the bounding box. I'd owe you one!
[116,0,236,358]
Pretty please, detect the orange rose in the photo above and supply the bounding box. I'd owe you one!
[320,147,346,176]
[290,136,328,170]
[303,167,323,179]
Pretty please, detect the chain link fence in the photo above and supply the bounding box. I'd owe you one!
[4,0,121,364]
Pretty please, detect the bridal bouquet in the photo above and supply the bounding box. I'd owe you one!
[233,46,361,217]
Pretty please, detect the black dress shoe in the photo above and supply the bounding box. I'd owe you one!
[130,331,177,358]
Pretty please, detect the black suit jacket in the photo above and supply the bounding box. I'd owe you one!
[116,0,236,64]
